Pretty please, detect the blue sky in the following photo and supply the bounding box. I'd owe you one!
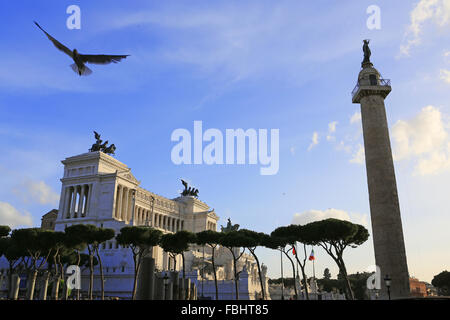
[0,0,449,283]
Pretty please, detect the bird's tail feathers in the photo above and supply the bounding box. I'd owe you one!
[70,63,92,76]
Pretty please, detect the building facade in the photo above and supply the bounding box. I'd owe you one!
[52,150,267,299]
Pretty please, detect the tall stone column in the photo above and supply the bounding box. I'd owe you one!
[87,183,93,217]
[70,186,77,219]
[63,187,71,219]
[352,51,410,299]
[122,187,128,221]
[129,190,136,224]
[117,185,123,220]
[78,185,86,218]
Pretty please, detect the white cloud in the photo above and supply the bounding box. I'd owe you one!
[392,105,450,175]
[328,121,338,133]
[440,69,450,83]
[13,179,60,206]
[326,121,338,142]
[292,208,368,227]
[400,0,450,56]
[0,202,33,228]
[350,111,362,124]
[308,132,319,151]
[350,144,365,165]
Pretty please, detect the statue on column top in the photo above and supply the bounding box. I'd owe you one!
[362,39,372,67]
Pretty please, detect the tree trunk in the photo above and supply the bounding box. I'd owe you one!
[52,274,61,300]
[211,246,219,300]
[300,267,309,300]
[228,249,239,300]
[76,251,81,300]
[293,249,309,300]
[26,269,38,300]
[283,251,298,299]
[132,252,140,300]
[95,247,105,300]
[59,260,66,300]
[41,271,50,300]
[249,249,265,300]
[337,257,354,300]
[88,248,94,300]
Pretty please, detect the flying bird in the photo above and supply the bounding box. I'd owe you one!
[34,21,129,76]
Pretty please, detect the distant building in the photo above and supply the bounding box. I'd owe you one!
[409,277,427,297]
[40,209,58,230]
[425,282,438,296]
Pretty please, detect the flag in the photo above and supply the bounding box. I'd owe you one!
[309,249,315,261]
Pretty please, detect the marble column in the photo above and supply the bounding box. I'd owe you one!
[63,187,71,219]
[353,61,410,299]
[117,185,123,220]
[85,184,92,217]
[70,186,77,219]
[78,185,86,218]
[122,188,128,221]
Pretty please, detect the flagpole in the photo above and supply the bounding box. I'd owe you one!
[312,246,316,281]
[280,249,284,300]
[295,243,299,299]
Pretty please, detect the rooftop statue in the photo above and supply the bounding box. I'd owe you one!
[180,179,199,198]
[220,218,240,233]
[89,131,116,155]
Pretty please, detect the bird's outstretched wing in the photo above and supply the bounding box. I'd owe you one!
[80,54,129,65]
[34,21,73,58]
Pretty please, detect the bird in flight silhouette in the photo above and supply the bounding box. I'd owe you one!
[34,21,129,76]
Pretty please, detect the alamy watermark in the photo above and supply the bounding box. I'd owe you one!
[67,5,81,30]
[66,265,81,290]
[366,5,381,30]
[171,121,279,175]
[366,265,381,290]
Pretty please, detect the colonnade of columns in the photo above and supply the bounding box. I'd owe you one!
[114,185,135,222]
[62,184,92,219]
[134,206,184,232]
[114,185,185,231]
[207,221,217,231]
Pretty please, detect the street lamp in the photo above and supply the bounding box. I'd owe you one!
[384,274,392,300]
[163,273,170,300]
